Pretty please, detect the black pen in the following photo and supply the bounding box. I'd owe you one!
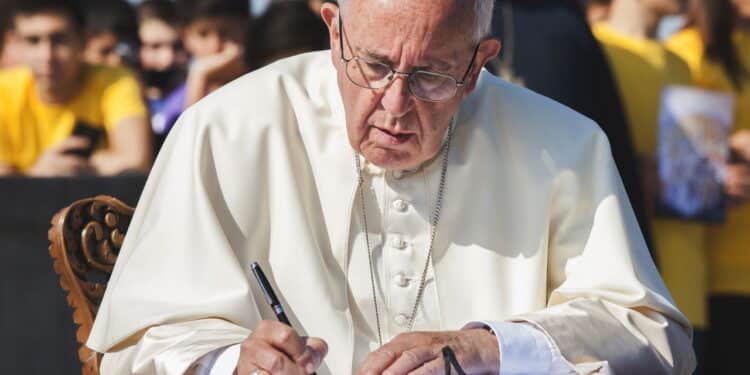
[251,262,291,325]
[251,262,318,375]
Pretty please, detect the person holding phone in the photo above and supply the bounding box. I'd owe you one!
[0,0,152,177]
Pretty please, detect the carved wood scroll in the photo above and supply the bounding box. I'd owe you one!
[48,196,134,375]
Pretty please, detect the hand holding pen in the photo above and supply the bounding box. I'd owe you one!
[234,262,327,375]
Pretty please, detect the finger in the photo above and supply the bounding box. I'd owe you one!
[55,136,91,152]
[253,320,308,362]
[296,337,328,373]
[240,338,304,375]
[407,357,444,375]
[381,347,438,375]
[356,348,400,375]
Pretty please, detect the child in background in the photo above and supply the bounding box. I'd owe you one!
[136,0,188,151]
[177,0,250,107]
[81,0,139,68]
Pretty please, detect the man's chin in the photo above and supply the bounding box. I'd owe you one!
[362,147,419,171]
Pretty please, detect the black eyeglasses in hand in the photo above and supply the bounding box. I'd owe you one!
[442,346,468,375]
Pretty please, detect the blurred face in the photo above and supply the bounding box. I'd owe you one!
[321,1,499,170]
[732,0,750,19]
[139,18,184,71]
[84,31,121,66]
[183,16,245,58]
[14,12,83,95]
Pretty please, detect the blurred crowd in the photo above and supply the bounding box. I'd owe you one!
[2,0,750,373]
[0,0,330,176]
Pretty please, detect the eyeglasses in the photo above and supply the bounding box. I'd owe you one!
[442,346,467,375]
[337,14,480,103]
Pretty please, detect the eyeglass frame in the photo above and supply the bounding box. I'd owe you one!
[337,13,481,103]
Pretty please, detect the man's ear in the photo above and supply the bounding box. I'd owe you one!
[463,38,501,97]
[320,3,340,54]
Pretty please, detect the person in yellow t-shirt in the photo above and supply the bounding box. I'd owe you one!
[593,0,711,370]
[667,0,750,372]
[0,0,152,177]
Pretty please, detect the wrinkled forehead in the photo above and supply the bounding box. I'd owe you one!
[343,0,475,65]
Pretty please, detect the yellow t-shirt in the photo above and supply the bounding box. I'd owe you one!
[668,28,750,296]
[0,65,147,172]
[594,23,708,328]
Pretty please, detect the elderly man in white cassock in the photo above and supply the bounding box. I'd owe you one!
[87,0,696,373]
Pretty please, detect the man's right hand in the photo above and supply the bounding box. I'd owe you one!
[236,320,328,375]
[28,136,93,177]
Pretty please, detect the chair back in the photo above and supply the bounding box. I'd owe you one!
[48,196,134,375]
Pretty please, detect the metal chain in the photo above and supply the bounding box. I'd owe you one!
[407,125,451,331]
[355,154,384,347]
[354,123,453,345]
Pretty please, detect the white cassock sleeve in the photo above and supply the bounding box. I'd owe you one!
[481,128,693,374]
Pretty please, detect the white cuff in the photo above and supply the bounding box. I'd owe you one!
[210,344,241,375]
[463,320,576,375]
[191,344,241,375]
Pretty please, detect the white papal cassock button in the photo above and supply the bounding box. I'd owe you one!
[392,199,408,212]
[392,170,404,179]
[394,273,410,287]
[391,236,407,250]
[394,314,409,327]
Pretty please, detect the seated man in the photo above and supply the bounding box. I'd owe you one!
[88,0,696,374]
[0,0,152,177]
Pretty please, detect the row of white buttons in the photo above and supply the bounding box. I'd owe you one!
[388,170,419,330]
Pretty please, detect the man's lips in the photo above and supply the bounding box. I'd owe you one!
[370,126,414,145]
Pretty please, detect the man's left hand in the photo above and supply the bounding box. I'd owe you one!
[356,328,499,375]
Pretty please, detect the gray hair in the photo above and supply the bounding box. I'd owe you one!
[338,0,494,43]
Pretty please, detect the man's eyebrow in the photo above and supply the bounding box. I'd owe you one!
[360,49,392,64]
[360,48,455,72]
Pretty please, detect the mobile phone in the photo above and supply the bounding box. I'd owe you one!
[66,121,103,158]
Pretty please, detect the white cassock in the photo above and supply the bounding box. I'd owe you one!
[87,51,695,374]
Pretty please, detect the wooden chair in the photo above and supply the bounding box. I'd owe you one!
[48,196,134,375]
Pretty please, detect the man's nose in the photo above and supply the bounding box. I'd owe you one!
[37,40,54,63]
[380,74,414,118]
